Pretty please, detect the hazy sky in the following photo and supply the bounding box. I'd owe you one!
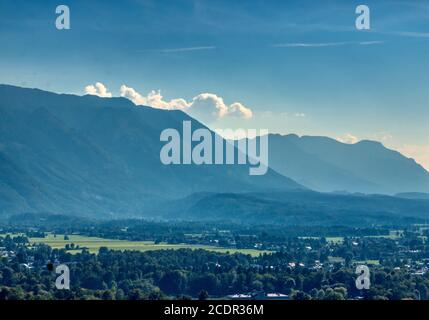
[0,0,428,169]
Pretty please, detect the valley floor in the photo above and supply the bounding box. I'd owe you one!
[1,233,270,257]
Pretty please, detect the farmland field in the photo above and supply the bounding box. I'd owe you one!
[325,237,344,244]
[365,230,403,240]
[299,236,344,244]
[14,233,271,257]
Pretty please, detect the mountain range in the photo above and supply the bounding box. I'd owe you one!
[243,134,429,195]
[158,191,429,226]
[1,84,428,225]
[0,84,300,217]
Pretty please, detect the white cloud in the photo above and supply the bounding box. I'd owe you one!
[389,31,429,38]
[119,85,189,110]
[119,85,253,123]
[119,85,146,105]
[337,131,392,145]
[214,128,253,140]
[229,102,253,119]
[336,133,360,144]
[370,132,393,142]
[359,41,385,45]
[190,93,229,119]
[84,82,112,98]
[294,112,306,117]
[273,41,384,48]
[139,46,216,53]
[398,144,429,172]
[274,42,350,48]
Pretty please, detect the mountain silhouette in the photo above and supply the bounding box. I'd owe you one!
[244,134,429,194]
[0,84,302,217]
[159,191,429,226]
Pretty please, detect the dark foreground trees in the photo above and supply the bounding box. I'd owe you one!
[1,238,428,300]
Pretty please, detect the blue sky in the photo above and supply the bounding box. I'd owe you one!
[0,0,428,169]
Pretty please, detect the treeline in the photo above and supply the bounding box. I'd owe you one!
[1,214,392,245]
[1,235,429,300]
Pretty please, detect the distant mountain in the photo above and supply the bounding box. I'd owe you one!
[395,192,429,200]
[244,134,429,195]
[160,191,429,226]
[0,85,302,217]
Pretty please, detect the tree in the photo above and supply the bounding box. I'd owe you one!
[1,267,14,286]
[129,289,145,300]
[291,290,311,300]
[148,289,163,300]
[199,290,209,300]
[324,288,346,300]
[102,290,115,300]
[344,252,354,267]
[159,270,187,295]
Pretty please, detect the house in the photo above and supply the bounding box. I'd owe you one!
[228,292,290,301]
[20,263,34,270]
[252,292,290,300]
[227,294,252,300]
[265,293,289,300]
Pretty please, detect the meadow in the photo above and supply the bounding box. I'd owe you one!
[24,233,270,257]
[299,231,404,244]
[299,236,344,244]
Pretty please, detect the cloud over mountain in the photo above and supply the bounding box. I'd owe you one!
[0,84,297,217]
[187,93,253,123]
[119,85,189,111]
[336,133,360,144]
[84,82,112,98]
[84,83,253,124]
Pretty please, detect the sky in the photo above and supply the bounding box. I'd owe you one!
[0,0,428,169]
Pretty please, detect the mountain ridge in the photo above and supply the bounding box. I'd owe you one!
[0,84,303,217]
[158,190,429,226]
[242,133,429,195]
[1,84,428,223]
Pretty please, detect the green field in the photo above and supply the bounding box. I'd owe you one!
[354,260,380,265]
[328,256,380,265]
[299,232,404,244]
[328,256,345,263]
[365,230,403,240]
[299,236,344,244]
[325,237,344,244]
[22,234,270,257]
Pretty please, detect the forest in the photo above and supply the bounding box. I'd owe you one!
[1,217,429,300]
